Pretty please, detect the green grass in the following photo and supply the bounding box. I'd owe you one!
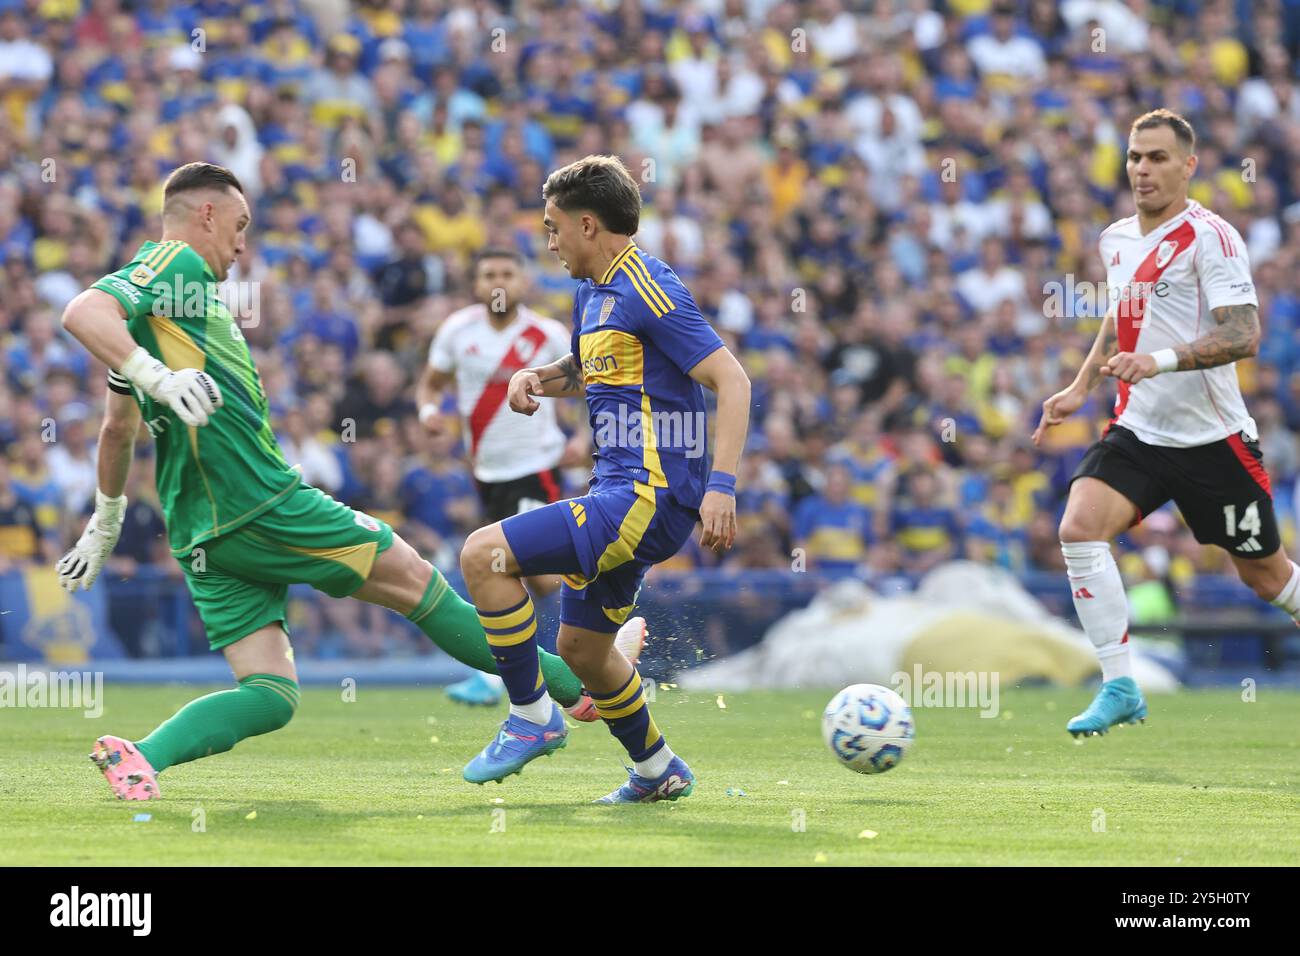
[2,684,1297,865]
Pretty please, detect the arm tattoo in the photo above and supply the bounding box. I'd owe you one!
[1174,304,1260,371]
[558,354,583,391]
[539,354,583,392]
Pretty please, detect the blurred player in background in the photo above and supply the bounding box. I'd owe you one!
[1035,110,1300,736]
[417,248,646,711]
[56,163,601,800]
[458,155,751,803]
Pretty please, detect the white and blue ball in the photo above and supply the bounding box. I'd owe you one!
[821,683,915,774]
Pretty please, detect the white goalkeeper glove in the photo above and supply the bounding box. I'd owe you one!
[56,490,127,592]
[120,346,223,427]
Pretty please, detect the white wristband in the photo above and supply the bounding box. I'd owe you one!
[119,346,170,395]
[418,403,439,425]
[1151,348,1179,374]
[95,489,127,523]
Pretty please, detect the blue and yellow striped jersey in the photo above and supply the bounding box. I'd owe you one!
[571,242,724,509]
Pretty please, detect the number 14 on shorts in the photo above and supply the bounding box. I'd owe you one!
[1225,501,1263,551]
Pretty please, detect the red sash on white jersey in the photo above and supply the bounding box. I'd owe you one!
[467,324,550,457]
[1112,220,1197,423]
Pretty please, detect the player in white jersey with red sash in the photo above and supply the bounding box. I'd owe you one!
[1035,109,1300,736]
[417,249,644,710]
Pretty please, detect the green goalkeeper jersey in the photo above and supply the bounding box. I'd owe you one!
[92,239,299,558]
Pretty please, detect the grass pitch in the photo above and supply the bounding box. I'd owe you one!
[2,684,1297,866]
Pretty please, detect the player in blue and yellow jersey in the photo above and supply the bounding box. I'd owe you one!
[458,156,752,803]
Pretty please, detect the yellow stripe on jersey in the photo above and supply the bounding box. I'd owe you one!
[619,263,669,317]
[147,314,205,373]
[624,253,674,313]
[149,242,188,277]
[579,329,643,386]
[640,389,668,487]
[142,240,184,271]
[599,243,638,285]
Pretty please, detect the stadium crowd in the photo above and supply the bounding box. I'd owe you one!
[4,0,1300,655]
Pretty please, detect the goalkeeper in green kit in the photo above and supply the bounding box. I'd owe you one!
[58,163,613,800]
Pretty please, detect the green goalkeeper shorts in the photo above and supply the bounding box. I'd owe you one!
[179,482,395,650]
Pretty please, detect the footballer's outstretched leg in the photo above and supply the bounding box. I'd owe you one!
[88,624,300,799]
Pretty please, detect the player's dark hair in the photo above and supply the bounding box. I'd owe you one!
[1131,108,1196,154]
[473,247,525,272]
[542,155,641,235]
[163,163,245,203]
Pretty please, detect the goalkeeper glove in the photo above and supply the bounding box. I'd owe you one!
[120,346,223,427]
[56,490,127,592]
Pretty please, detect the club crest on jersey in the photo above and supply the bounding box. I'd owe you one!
[598,296,616,326]
[128,263,157,286]
[1155,240,1177,268]
[353,511,380,533]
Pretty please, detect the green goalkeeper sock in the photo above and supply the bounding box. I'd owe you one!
[135,674,300,773]
[407,567,582,707]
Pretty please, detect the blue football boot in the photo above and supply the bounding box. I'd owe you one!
[463,704,567,784]
[594,755,695,804]
[447,672,504,707]
[1067,677,1148,737]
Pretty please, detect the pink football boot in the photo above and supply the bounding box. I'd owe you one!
[90,735,160,800]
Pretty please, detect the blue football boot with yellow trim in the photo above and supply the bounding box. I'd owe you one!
[1067,677,1148,737]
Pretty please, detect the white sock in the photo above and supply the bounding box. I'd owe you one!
[510,698,554,724]
[635,743,675,779]
[1268,561,1300,618]
[1061,540,1133,682]
[481,673,505,692]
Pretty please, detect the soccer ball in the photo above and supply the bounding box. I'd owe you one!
[821,683,915,774]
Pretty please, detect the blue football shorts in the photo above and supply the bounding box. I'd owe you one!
[501,479,699,633]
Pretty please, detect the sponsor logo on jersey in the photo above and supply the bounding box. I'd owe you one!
[353,511,380,533]
[583,353,619,375]
[129,263,157,286]
[1155,239,1177,268]
[105,276,142,304]
[1110,250,1120,266]
[599,296,616,326]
